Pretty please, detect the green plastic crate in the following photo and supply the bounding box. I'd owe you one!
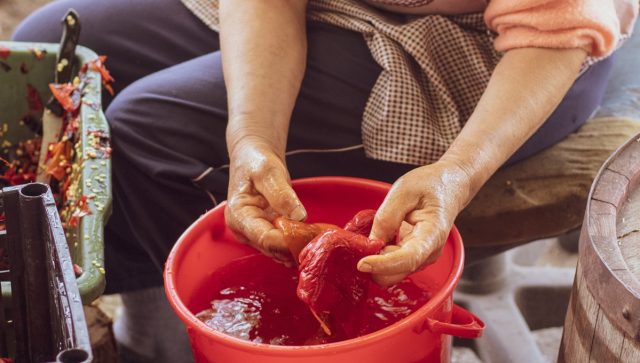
[0,41,111,303]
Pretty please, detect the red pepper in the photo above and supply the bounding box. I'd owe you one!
[0,61,11,73]
[274,217,338,263]
[0,47,10,59]
[83,56,115,96]
[344,209,376,236]
[30,48,46,60]
[26,84,43,114]
[67,195,92,228]
[73,264,83,277]
[49,83,81,113]
[0,157,10,168]
[45,141,73,181]
[297,212,385,337]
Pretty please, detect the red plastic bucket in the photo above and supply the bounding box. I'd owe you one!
[165,177,484,363]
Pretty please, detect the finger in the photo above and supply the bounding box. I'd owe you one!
[359,219,444,276]
[369,186,417,243]
[263,206,280,222]
[396,221,413,244]
[254,168,307,221]
[405,209,448,265]
[225,201,289,258]
[357,244,421,276]
[368,245,407,286]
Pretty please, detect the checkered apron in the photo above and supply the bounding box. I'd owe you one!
[181,0,502,165]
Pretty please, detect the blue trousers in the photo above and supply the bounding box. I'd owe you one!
[13,0,613,293]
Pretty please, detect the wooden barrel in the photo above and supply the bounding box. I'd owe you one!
[559,134,640,362]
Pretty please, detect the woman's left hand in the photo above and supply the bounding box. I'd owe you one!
[357,161,471,286]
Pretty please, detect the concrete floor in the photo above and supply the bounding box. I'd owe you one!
[451,238,578,363]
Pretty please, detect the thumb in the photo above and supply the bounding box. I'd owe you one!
[369,189,416,243]
[254,167,307,221]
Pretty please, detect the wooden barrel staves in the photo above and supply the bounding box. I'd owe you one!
[559,134,640,362]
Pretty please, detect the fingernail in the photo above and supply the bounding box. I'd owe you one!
[358,262,373,273]
[290,205,307,221]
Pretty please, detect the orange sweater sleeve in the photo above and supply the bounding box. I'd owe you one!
[484,0,639,58]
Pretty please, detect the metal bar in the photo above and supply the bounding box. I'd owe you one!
[42,185,92,362]
[3,186,27,362]
[0,192,6,359]
[18,183,55,361]
[1,183,92,362]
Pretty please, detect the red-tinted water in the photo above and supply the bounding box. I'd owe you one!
[195,254,432,346]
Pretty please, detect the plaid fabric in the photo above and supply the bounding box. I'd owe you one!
[366,0,435,7]
[181,0,503,165]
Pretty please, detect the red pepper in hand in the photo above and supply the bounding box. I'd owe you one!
[297,211,385,336]
[274,217,337,263]
[344,209,376,235]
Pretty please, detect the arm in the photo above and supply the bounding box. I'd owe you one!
[359,47,587,285]
[443,47,587,201]
[220,0,309,262]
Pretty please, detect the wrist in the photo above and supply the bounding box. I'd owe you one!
[431,158,477,212]
[226,116,287,160]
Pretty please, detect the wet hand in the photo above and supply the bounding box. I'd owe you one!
[225,139,307,264]
[357,161,471,286]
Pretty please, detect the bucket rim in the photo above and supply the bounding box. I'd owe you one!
[164,176,464,355]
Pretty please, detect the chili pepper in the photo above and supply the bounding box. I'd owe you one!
[344,209,376,236]
[0,61,11,73]
[82,56,115,96]
[45,141,73,181]
[0,157,10,168]
[67,195,92,228]
[26,84,43,114]
[274,217,338,263]
[297,222,385,336]
[0,138,40,188]
[0,47,10,59]
[0,57,109,274]
[73,263,83,277]
[30,48,46,60]
[49,83,81,114]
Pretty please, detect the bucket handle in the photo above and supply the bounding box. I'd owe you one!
[425,304,485,339]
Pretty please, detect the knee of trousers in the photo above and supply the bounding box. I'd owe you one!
[11,1,114,54]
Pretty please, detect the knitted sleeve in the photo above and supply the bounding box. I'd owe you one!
[485,0,638,58]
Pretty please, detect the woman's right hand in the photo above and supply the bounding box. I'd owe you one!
[225,137,307,264]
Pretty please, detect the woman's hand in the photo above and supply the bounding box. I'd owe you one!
[220,0,308,263]
[357,161,471,286]
[358,48,586,286]
[225,137,307,264]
